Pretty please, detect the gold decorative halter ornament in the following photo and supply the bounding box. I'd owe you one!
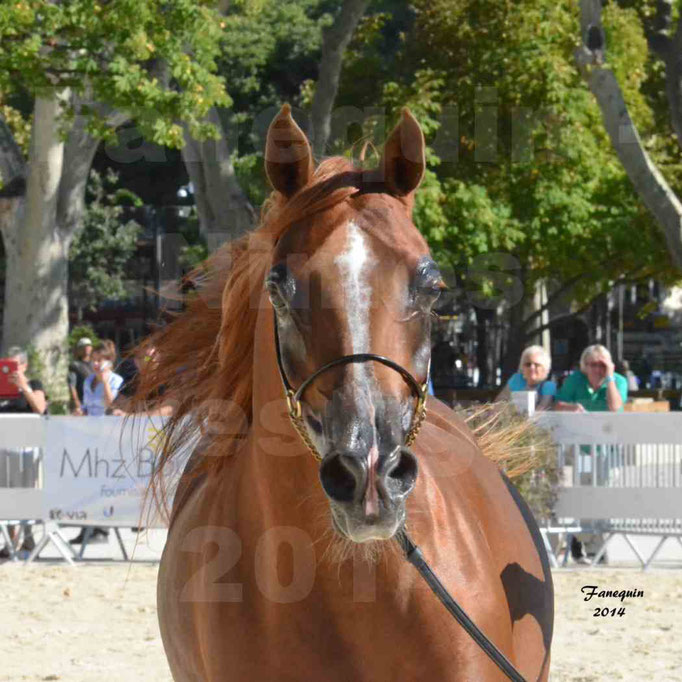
[273,311,429,462]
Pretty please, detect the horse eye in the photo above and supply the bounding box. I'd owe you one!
[419,281,443,296]
[415,277,445,304]
[265,265,292,311]
[266,282,287,310]
[414,259,445,301]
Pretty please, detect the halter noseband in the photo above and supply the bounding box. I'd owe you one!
[273,311,429,461]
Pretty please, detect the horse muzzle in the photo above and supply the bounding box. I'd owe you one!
[319,445,418,542]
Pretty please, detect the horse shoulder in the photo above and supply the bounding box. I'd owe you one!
[417,398,553,679]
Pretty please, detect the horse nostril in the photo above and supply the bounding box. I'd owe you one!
[319,453,359,503]
[384,448,418,497]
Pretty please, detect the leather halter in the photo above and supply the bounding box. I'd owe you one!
[272,310,528,682]
[272,310,429,462]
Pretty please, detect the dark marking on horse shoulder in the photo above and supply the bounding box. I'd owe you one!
[499,473,554,652]
[500,562,552,651]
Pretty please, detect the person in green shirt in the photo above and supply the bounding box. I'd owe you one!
[555,344,628,412]
[554,344,628,563]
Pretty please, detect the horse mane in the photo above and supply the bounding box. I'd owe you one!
[133,157,365,518]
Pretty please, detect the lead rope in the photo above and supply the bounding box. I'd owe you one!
[396,529,529,682]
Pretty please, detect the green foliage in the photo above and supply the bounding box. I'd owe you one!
[0,0,229,146]
[179,243,209,270]
[25,344,46,383]
[213,0,330,205]
[219,0,326,117]
[68,170,142,312]
[68,324,99,352]
[0,98,31,153]
[343,0,681,316]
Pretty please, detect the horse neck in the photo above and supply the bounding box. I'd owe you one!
[245,295,328,533]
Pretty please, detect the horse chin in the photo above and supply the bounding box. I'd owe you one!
[330,504,404,544]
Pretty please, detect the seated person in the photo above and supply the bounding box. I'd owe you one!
[497,345,556,410]
[555,344,627,412]
[0,346,47,558]
[554,344,628,563]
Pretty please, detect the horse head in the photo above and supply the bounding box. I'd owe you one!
[263,105,444,543]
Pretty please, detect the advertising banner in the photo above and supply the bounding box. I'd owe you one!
[43,416,175,527]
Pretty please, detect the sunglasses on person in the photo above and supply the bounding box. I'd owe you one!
[586,361,607,369]
[523,361,544,369]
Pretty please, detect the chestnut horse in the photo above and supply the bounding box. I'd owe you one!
[140,106,553,681]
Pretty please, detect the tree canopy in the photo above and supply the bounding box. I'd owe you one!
[68,170,142,315]
[0,0,229,153]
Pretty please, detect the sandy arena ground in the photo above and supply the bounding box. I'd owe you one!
[1,563,680,681]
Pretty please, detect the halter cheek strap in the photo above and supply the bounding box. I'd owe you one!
[273,311,429,461]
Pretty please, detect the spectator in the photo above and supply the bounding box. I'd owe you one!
[115,344,146,401]
[112,345,174,417]
[0,346,47,416]
[619,360,640,393]
[555,344,627,413]
[496,345,556,410]
[71,341,123,545]
[0,346,47,558]
[81,341,124,416]
[68,337,92,415]
[555,344,628,563]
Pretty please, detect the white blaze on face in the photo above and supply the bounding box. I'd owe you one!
[334,220,374,361]
[335,221,380,519]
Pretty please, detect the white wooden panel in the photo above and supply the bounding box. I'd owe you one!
[0,415,46,448]
[555,487,682,519]
[535,413,682,446]
[0,489,45,520]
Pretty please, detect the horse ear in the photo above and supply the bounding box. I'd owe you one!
[265,104,314,198]
[380,108,425,196]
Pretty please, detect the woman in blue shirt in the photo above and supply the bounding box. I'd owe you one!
[81,341,124,416]
[497,345,556,410]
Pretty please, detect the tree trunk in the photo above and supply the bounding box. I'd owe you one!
[56,103,111,240]
[181,108,255,250]
[648,1,682,150]
[1,95,69,401]
[576,0,682,269]
[1,94,124,403]
[474,307,495,388]
[501,303,526,384]
[310,0,369,158]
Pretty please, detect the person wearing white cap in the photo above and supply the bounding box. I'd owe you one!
[68,337,93,415]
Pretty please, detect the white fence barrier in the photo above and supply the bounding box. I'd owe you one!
[4,412,681,566]
[534,412,682,568]
[0,415,186,562]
